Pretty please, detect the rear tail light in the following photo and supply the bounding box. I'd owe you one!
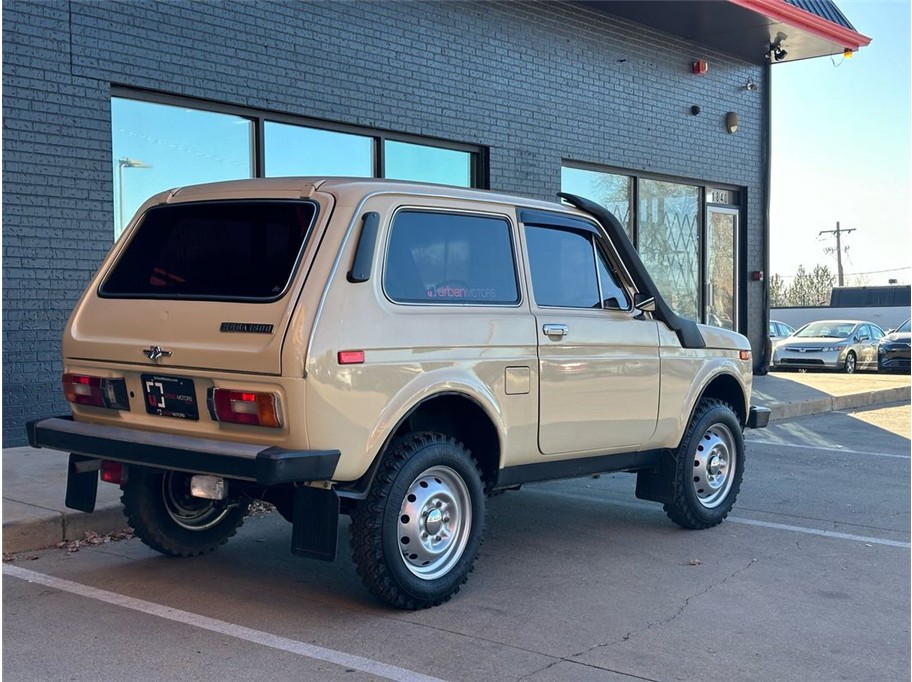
[208,388,282,428]
[100,461,125,485]
[62,374,130,410]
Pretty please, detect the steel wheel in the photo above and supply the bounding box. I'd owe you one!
[663,398,745,530]
[161,472,230,531]
[350,432,486,609]
[397,465,472,580]
[691,423,737,509]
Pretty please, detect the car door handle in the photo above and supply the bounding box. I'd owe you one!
[542,323,569,338]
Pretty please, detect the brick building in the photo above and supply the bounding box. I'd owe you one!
[2,0,868,445]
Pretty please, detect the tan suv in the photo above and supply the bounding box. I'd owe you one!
[28,178,769,609]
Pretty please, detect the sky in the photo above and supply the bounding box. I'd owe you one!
[770,0,911,286]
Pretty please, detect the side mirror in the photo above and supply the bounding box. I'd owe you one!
[634,292,656,313]
[857,335,869,342]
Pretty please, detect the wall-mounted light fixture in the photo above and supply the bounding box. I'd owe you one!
[744,78,758,91]
[725,112,739,134]
[692,59,708,75]
[767,33,788,61]
[690,105,701,115]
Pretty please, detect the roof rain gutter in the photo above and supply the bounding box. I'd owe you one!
[728,0,871,51]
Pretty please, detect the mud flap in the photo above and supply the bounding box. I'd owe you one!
[635,451,676,505]
[291,486,339,562]
[65,454,100,513]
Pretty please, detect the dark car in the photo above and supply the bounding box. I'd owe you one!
[877,318,911,373]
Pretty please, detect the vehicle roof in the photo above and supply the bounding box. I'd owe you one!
[803,319,868,325]
[145,176,592,219]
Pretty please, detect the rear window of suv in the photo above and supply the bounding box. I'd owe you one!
[100,200,317,301]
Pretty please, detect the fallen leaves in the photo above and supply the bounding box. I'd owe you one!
[57,529,135,555]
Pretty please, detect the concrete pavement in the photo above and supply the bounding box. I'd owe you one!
[3,371,909,554]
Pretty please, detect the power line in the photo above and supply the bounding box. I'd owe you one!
[843,266,911,276]
[774,266,910,280]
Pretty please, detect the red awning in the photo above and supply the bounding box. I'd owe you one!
[587,0,871,64]
[729,0,871,57]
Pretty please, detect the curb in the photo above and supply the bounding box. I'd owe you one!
[3,505,128,555]
[765,386,910,421]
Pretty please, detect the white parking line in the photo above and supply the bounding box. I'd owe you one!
[725,517,911,548]
[529,489,911,549]
[3,564,446,682]
[745,439,910,459]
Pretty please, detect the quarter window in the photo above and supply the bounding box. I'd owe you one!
[384,211,519,305]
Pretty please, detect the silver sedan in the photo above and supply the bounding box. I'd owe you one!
[771,319,885,374]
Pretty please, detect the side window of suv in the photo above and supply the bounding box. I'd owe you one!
[384,210,519,304]
[525,225,630,309]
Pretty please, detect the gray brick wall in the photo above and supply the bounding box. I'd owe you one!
[2,0,767,445]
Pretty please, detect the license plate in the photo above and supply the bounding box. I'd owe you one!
[141,374,199,420]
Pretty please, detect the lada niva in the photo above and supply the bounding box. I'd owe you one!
[28,178,769,608]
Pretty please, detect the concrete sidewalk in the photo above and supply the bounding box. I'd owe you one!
[3,372,909,554]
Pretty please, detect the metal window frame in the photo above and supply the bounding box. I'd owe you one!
[111,86,488,188]
[560,159,745,330]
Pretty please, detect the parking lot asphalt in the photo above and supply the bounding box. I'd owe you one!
[3,402,909,681]
[2,371,910,554]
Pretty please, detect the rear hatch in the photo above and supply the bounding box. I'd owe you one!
[66,193,327,376]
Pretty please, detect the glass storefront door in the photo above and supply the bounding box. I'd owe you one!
[705,207,738,330]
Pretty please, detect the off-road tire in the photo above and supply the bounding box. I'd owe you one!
[664,398,744,530]
[350,432,485,610]
[122,466,249,557]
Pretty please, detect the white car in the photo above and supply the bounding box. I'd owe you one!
[772,320,885,374]
[769,319,796,349]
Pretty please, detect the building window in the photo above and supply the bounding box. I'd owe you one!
[384,141,473,187]
[638,179,700,322]
[384,211,519,305]
[111,90,486,239]
[561,163,739,329]
[264,122,373,177]
[559,166,632,236]
[111,98,254,237]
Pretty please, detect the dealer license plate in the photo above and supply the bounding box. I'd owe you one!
[141,374,199,420]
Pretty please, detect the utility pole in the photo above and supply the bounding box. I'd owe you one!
[818,222,856,287]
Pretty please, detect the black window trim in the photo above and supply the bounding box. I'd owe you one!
[112,86,489,188]
[97,198,319,304]
[381,206,523,308]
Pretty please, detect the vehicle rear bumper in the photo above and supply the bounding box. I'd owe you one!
[26,416,340,486]
[747,405,771,429]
